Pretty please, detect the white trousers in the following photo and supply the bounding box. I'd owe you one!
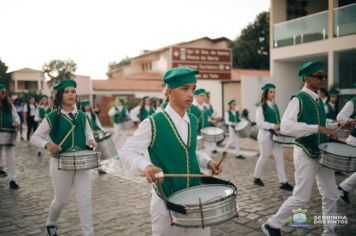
[204,142,216,157]
[267,146,339,236]
[113,123,126,148]
[0,146,16,181]
[224,126,240,156]
[150,191,210,236]
[254,132,287,183]
[47,158,93,236]
[340,173,356,192]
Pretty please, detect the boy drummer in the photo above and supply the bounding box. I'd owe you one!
[120,67,221,236]
[262,61,339,236]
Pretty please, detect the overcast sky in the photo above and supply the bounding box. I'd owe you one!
[0,0,269,78]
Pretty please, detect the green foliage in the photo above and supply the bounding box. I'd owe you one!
[0,58,10,89]
[43,59,77,87]
[229,11,270,69]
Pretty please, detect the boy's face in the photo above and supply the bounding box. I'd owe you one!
[195,94,206,104]
[167,83,196,109]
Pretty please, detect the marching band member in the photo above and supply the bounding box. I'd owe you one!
[224,99,245,159]
[108,97,129,147]
[130,96,155,126]
[120,67,221,236]
[0,84,20,189]
[204,92,218,154]
[35,95,52,156]
[336,84,356,204]
[318,87,329,105]
[325,88,339,121]
[253,83,293,191]
[23,96,38,141]
[31,79,97,236]
[262,61,339,236]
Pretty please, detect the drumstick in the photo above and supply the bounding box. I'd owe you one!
[335,118,356,132]
[140,173,213,178]
[216,151,228,168]
[58,125,76,147]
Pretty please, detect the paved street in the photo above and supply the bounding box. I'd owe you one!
[0,129,355,236]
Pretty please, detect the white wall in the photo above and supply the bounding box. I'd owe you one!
[196,80,223,117]
[240,75,271,121]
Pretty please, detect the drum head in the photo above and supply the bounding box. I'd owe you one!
[319,142,356,158]
[235,120,248,131]
[168,185,234,205]
[60,150,98,157]
[201,127,224,135]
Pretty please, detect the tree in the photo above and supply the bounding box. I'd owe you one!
[107,56,131,78]
[43,59,77,87]
[229,11,270,69]
[0,58,10,89]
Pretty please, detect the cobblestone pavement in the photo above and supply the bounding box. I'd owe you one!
[0,129,355,236]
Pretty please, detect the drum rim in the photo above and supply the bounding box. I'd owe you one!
[201,127,224,135]
[57,150,100,158]
[318,142,356,158]
[168,184,237,207]
[0,127,17,132]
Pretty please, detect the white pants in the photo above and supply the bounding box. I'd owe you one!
[339,135,356,192]
[254,131,287,183]
[267,146,339,236]
[47,158,93,236]
[113,123,126,147]
[224,126,240,156]
[204,142,216,157]
[150,191,210,236]
[0,146,16,181]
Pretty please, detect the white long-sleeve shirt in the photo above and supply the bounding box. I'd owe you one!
[119,104,211,176]
[280,87,319,138]
[129,105,141,122]
[336,100,354,121]
[85,112,104,130]
[30,107,94,149]
[4,104,20,125]
[256,101,278,130]
[224,110,240,126]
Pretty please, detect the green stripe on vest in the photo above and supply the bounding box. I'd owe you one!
[39,106,52,120]
[228,110,240,123]
[139,107,155,121]
[293,91,328,159]
[0,109,13,128]
[148,111,201,197]
[46,111,87,154]
[113,107,127,124]
[325,103,337,120]
[262,104,280,124]
[189,104,210,130]
[86,112,100,131]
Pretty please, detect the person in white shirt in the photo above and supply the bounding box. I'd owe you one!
[336,84,356,204]
[253,83,293,191]
[108,97,129,147]
[130,96,155,127]
[34,95,52,156]
[23,96,38,141]
[204,93,218,153]
[262,61,339,236]
[30,80,97,236]
[224,99,244,159]
[120,67,221,236]
[318,87,329,105]
[0,84,20,189]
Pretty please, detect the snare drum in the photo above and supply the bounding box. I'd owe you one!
[196,136,204,150]
[57,150,101,170]
[234,120,251,138]
[272,131,295,144]
[95,132,119,160]
[167,184,238,228]
[0,127,17,146]
[201,127,224,143]
[319,142,356,172]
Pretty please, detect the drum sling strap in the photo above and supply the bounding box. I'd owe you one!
[154,176,237,215]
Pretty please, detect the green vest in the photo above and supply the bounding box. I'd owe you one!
[189,104,210,130]
[148,111,200,197]
[86,112,100,131]
[46,111,87,154]
[262,104,280,124]
[113,106,127,124]
[0,107,13,128]
[293,91,328,159]
[350,97,356,137]
[325,103,337,120]
[39,106,52,120]
[228,110,240,123]
[206,104,214,116]
[139,107,155,121]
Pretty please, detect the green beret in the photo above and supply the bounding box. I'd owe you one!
[228,99,236,105]
[298,61,323,81]
[142,96,149,100]
[261,83,276,91]
[118,98,126,105]
[53,79,77,91]
[194,88,206,96]
[329,88,339,96]
[41,95,48,99]
[163,67,198,89]
[0,84,6,90]
[80,99,90,107]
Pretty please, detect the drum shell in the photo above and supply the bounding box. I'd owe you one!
[319,142,356,172]
[234,120,251,138]
[201,127,224,143]
[0,128,17,146]
[58,151,101,170]
[272,132,295,144]
[96,133,119,160]
[168,185,239,228]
